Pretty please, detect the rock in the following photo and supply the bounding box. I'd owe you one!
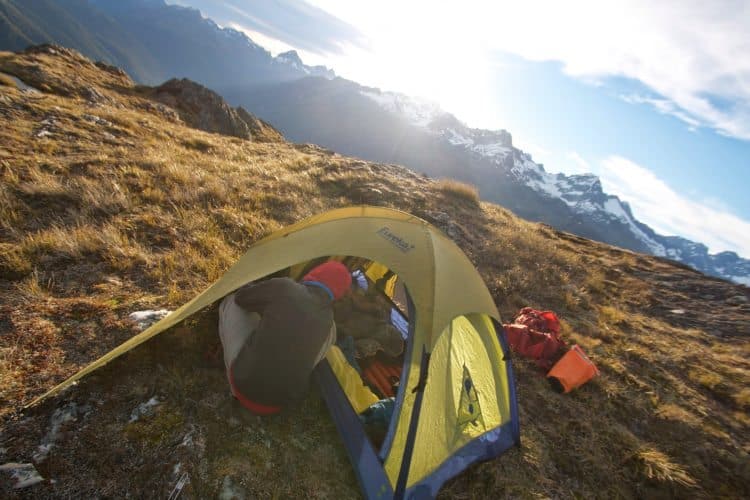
[81,86,111,105]
[148,79,254,139]
[219,476,246,500]
[82,114,112,127]
[423,210,468,243]
[128,309,171,330]
[23,44,87,62]
[726,295,748,306]
[0,462,44,489]
[129,397,161,423]
[94,61,129,79]
[235,106,284,142]
[34,116,57,138]
[34,402,84,462]
[137,101,181,122]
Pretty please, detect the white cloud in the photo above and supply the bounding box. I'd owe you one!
[597,156,750,257]
[619,94,703,129]
[473,1,750,140]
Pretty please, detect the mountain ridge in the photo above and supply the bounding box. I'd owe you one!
[0,0,746,285]
[0,0,335,87]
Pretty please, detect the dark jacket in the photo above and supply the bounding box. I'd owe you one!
[231,277,334,406]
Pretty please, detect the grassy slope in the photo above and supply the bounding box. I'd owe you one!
[0,48,748,498]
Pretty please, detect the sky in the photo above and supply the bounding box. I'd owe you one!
[169,0,750,258]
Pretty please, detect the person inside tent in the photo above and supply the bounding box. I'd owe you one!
[218,261,352,415]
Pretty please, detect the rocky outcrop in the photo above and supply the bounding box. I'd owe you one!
[0,44,133,102]
[235,107,284,143]
[147,78,252,139]
[147,78,282,141]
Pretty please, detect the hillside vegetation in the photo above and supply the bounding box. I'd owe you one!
[0,46,748,498]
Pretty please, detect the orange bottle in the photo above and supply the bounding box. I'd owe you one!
[547,345,599,393]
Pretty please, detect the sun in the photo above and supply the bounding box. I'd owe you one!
[309,0,495,128]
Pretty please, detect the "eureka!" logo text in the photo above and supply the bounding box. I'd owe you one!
[377,226,415,253]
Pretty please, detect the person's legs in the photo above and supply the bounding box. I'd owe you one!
[218,293,260,378]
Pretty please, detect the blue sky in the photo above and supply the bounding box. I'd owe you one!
[169,0,750,258]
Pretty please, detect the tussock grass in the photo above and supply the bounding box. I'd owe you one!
[0,47,748,499]
[630,448,697,488]
[435,178,481,206]
[182,137,216,152]
[0,72,16,87]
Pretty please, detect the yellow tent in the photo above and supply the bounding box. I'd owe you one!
[30,206,520,499]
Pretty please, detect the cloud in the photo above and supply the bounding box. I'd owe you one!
[619,94,702,129]
[466,0,750,140]
[597,156,750,257]
[168,0,367,56]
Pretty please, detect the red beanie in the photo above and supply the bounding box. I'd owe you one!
[302,261,352,300]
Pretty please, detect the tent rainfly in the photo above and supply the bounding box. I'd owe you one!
[29,206,520,499]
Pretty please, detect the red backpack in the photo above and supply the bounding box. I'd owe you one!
[503,307,566,370]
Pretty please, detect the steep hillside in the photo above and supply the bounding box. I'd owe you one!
[0,47,748,498]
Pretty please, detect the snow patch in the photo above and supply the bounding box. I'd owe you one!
[603,198,666,256]
[471,143,512,157]
[360,90,441,128]
[445,129,473,147]
[730,275,750,286]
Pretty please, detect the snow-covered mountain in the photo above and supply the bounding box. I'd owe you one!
[358,89,750,285]
[274,50,335,80]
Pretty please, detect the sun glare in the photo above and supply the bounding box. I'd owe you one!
[308,0,494,127]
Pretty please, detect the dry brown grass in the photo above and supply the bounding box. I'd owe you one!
[0,71,17,87]
[0,47,748,499]
[435,178,481,206]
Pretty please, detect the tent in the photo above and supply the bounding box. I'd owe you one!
[29,206,520,499]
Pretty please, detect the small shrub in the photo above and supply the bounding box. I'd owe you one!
[182,137,215,152]
[0,243,32,280]
[688,367,722,390]
[630,448,696,488]
[435,178,480,206]
[599,305,628,325]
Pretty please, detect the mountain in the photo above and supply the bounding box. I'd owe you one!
[230,80,750,285]
[0,0,335,87]
[1,45,748,498]
[1,0,746,285]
